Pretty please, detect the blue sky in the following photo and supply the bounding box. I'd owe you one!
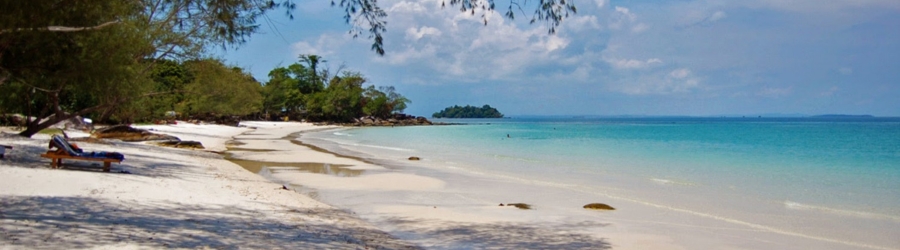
[219,0,900,117]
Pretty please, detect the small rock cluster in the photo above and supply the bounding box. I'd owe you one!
[91,125,178,142]
[352,114,433,126]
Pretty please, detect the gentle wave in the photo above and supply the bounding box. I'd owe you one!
[650,178,698,186]
[347,143,415,152]
[784,201,900,222]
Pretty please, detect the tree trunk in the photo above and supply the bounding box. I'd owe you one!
[18,114,66,138]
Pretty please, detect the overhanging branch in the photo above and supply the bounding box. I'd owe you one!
[0,20,120,34]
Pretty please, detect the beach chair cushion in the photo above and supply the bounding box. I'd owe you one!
[50,135,125,161]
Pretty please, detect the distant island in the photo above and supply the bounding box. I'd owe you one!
[810,114,874,118]
[432,105,504,118]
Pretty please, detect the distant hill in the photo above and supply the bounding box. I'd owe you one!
[432,105,504,118]
[811,114,874,118]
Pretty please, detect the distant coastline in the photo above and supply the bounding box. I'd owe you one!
[810,114,874,118]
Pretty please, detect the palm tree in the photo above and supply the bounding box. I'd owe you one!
[298,54,325,85]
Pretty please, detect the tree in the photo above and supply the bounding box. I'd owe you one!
[177,59,263,117]
[261,58,327,118]
[1,0,277,137]
[360,85,408,118]
[1,0,574,136]
[0,0,150,136]
[298,54,325,84]
[432,104,504,118]
[307,72,366,122]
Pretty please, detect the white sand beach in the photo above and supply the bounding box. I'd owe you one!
[4,121,888,250]
[0,122,417,249]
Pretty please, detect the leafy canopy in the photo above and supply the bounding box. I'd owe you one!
[433,105,504,118]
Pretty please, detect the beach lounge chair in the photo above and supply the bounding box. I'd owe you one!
[40,135,124,172]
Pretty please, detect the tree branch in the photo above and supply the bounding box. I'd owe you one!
[0,20,120,34]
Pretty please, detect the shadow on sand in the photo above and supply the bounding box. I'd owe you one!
[380,217,612,249]
[0,196,420,249]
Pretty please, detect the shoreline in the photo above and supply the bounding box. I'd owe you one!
[0,122,419,249]
[4,120,897,249]
[261,123,900,250]
[232,125,621,249]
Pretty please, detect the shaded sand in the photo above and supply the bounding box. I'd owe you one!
[0,123,418,249]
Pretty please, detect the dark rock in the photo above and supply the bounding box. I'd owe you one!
[154,140,204,149]
[408,156,420,161]
[350,114,435,127]
[583,203,615,210]
[92,125,179,142]
[174,141,204,149]
[506,203,532,210]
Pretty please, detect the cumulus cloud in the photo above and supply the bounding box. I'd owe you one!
[365,0,593,82]
[609,6,649,33]
[747,0,900,13]
[290,34,351,57]
[709,11,727,22]
[604,57,663,69]
[595,0,608,8]
[669,68,691,78]
[388,0,429,14]
[405,26,441,41]
[610,67,701,95]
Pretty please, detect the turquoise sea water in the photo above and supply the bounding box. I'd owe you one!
[302,117,900,248]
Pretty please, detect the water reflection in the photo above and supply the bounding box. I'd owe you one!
[226,156,364,177]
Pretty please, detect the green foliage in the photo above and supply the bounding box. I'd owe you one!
[308,72,366,122]
[261,57,325,117]
[362,86,409,117]
[178,59,263,116]
[432,105,504,118]
[1,0,548,136]
[0,0,281,136]
[137,59,193,121]
[0,0,149,131]
[263,56,409,122]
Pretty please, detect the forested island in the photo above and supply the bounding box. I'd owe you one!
[432,105,504,118]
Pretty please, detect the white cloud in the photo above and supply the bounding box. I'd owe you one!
[605,57,663,69]
[290,34,350,57]
[610,6,636,30]
[595,0,608,8]
[389,0,429,14]
[405,26,442,41]
[747,0,900,13]
[565,15,602,31]
[610,6,649,33]
[709,11,727,22]
[631,23,649,33]
[610,67,701,95]
[669,68,691,79]
[291,41,319,56]
[370,0,590,82]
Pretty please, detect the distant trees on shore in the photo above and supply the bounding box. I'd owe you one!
[432,105,503,118]
[263,56,409,122]
[0,0,573,137]
[1,53,409,132]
